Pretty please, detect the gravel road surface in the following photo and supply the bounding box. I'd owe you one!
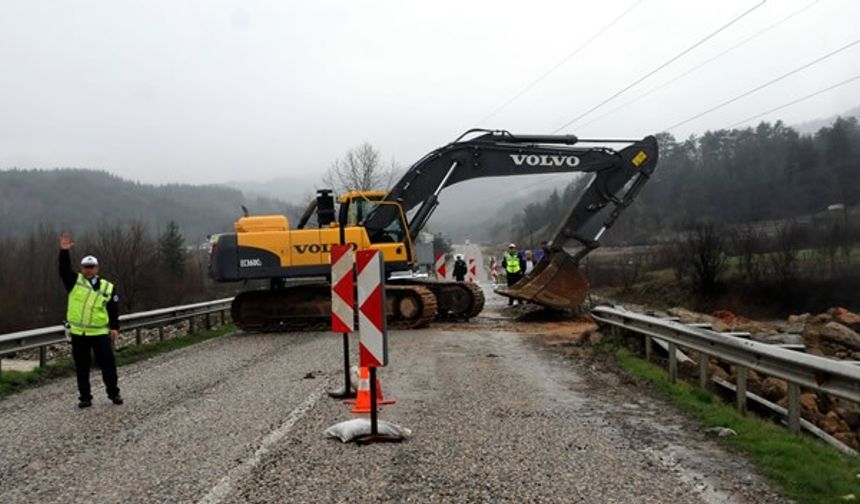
[0,291,785,503]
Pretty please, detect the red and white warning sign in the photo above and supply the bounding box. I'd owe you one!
[356,249,388,368]
[467,257,477,283]
[331,244,355,333]
[434,252,447,279]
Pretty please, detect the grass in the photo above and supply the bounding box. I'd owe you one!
[0,324,235,399]
[613,347,860,504]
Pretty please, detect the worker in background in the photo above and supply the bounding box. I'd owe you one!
[524,250,535,275]
[538,241,552,264]
[503,243,524,305]
[453,255,467,282]
[58,232,123,408]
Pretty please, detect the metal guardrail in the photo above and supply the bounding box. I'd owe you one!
[591,305,860,449]
[0,298,234,371]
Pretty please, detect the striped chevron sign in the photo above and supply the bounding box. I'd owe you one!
[434,252,446,279]
[468,257,477,282]
[330,244,354,333]
[356,249,388,368]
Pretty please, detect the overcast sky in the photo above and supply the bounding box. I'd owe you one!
[1,0,858,186]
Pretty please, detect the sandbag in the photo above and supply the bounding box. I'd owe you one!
[324,418,412,443]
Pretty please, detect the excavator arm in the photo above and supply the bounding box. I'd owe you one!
[363,129,659,310]
[364,128,658,256]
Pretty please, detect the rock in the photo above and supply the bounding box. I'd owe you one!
[711,319,732,333]
[812,313,833,324]
[712,310,737,324]
[841,409,860,430]
[711,309,777,334]
[759,377,788,402]
[568,332,587,345]
[801,393,820,416]
[803,322,860,356]
[822,410,851,435]
[831,307,860,331]
[667,307,714,325]
[750,332,804,346]
[705,427,737,437]
[788,313,811,324]
[587,331,604,345]
[777,323,806,335]
[708,363,730,381]
[834,432,860,451]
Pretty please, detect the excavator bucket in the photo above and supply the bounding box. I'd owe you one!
[496,250,589,310]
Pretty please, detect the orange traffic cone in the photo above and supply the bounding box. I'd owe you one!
[349,366,396,413]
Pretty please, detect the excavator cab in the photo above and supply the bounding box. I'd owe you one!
[337,191,415,257]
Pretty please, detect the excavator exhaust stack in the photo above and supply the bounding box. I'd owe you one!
[496,251,589,310]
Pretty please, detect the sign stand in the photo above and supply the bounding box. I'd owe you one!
[354,249,402,445]
[329,226,356,400]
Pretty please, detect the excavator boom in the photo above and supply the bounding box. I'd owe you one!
[363,129,659,309]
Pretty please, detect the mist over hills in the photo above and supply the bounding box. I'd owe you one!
[4,106,856,245]
[792,105,860,136]
[0,169,303,241]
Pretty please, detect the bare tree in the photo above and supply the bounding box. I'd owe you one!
[322,143,400,195]
[674,224,727,295]
[729,224,764,281]
[767,222,802,284]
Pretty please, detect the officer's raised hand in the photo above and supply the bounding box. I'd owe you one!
[60,232,74,250]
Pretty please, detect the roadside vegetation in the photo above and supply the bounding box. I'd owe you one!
[0,324,235,399]
[614,347,860,504]
[0,220,250,335]
[587,218,860,318]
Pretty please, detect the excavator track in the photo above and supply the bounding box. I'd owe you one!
[390,279,485,321]
[231,283,437,333]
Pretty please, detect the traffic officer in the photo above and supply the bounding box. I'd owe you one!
[58,232,123,408]
[503,243,524,305]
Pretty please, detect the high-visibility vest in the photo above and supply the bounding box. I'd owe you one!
[66,274,114,336]
[504,251,521,274]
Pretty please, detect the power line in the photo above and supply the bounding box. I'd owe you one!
[474,0,644,126]
[727,73,860,128]
[553,0,767,133]
[663,37,860,131]
[576,0,821,130]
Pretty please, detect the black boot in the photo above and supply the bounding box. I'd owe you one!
[78,399,92,409]
[109,394,124,405]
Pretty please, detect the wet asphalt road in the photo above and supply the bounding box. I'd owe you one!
[0,291,785,503]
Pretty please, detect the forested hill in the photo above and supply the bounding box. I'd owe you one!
[504,116,860,246]
[0,169,303,240]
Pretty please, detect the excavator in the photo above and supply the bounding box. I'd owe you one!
[208,129,659,332]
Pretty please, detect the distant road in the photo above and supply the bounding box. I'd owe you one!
[0,290,783,503]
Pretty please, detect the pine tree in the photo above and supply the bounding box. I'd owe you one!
[159,221,186,280]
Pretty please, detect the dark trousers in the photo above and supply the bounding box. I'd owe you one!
[70,335,120,401]
[506,271,522,305]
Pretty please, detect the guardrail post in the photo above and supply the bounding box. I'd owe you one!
[135,328,142,345]
[39,346,47,368]
[698,352,709,390]
[645,335,653,362]
[788,382,801,433]
[189,317,196,335]
[158,326,164,342]
[667,342,678,383]
[736,366,748,414]
[205,312,212,330]
[220,309,226,325]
